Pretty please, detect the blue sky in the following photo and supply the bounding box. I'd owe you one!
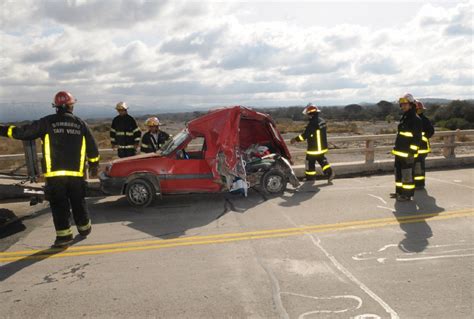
[0,0,472,117]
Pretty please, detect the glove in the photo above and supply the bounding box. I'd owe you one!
[290,138,297,145]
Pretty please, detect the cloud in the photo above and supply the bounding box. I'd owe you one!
[357,54,400,75]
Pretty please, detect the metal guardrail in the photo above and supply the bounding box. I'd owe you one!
[1,130,473,165]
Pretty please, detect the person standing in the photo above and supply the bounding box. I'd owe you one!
[414,100,435,189]
[391,93,422,201]
[290,103,335,183]
[110,102,141,158]
[0,91,100,247]
[140,117,170,153]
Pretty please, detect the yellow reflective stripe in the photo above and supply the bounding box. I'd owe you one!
[115,132,125,136]
[88,156,100,163]
[306,149,328,155]
[410,145,419,151]
[56,228,73,237]
[7,125,16,138]
[395,182,403,187]
[79,137,86,174]
[418,149,430,154]
[316,129,321,152]
[402,184,415,190]
[322,164,331,171]
[133,128,141,133]
[134,137,141,141]
[44,134,52,173]
[391,150,409,157]
[126,132,135,136]
[78,220,91,231]
[141,144,149,148]
[45,171,84,177]
[110,128,116,132]
[422,136,429,142]
[414,176,425,180]
[118,145,136,149]
[305,171,316,175]
[399,131,413,137]
[296,135,304,142]
[414,153,419,158]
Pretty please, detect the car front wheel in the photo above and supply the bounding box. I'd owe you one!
[261,169,287,195]
[125,178,155,207]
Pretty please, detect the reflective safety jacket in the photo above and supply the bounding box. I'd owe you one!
[110,114,141,149]
[140,131,170,153]
[392,108,422,158]
[418,113,434,154]
[294,115,329,156]
[0,111,99,178]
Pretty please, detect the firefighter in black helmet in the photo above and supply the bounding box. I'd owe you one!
[291,103,335,183]
[0,91,100,247]
[110,102,141,158]
[391,93,422,201]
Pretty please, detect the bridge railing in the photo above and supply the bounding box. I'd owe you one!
[0,129,473,169]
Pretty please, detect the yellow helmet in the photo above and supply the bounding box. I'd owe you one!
[145,117,161,127]
[115,101,128,110]
[399,93,415,105]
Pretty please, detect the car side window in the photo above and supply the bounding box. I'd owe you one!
[180,136,205,159]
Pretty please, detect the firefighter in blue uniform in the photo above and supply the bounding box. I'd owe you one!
[391,93,422,201]
[110,102,141,158]
[0,91,99,247]
[140,117,170,153]
[414,100,434,189]
[291,103,335,183]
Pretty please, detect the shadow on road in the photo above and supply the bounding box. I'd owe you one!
[85,183,316,240]
[0,236,85,282]
[278,180,329,207]
[393,188,444,253]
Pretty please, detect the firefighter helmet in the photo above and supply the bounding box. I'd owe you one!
[302,103,320,115]
[145,117,161,127]
[115,102,128,110]
[54,91,76,107]
[415,100,426,111]
[399,93,415,105]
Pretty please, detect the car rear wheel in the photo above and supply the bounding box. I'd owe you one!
[261,169,287,195]
[125,178,155,207]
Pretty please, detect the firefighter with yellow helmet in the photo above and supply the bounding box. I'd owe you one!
[140,116,170,153]
[0,91,99,247]
[110,102,141,158]
[391,93,422,201]
[290,103,335,183]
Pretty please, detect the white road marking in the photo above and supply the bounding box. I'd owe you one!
[368,194,387,204]
[377,205,394,212]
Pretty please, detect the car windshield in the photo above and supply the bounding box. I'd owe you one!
[159,129,190,156]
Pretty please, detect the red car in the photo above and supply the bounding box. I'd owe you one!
[100,106,299,207]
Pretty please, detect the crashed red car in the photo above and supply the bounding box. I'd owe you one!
[100,106,299,207]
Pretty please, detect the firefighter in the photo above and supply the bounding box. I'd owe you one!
[110,102,141,158]
[390,93,422,201]
[290,103,335,183]
[0,91,100,247]
[414,100,435,189]
[140,117,170,153]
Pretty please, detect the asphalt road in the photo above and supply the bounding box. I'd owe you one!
[1,168,473,319]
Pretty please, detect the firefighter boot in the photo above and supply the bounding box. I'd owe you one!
[396,194,411,202]
[328,169,335,183]
[53,235,74,248]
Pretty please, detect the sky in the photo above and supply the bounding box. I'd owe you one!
[0,0,472,119]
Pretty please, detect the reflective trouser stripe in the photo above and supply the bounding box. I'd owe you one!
[77,220,91,231]
[322,164,331,171]
[56,228,73,237]
[414,176,425,180]
[305,171,316,175]
[402,184,415,190]
[396,182,403,187]
[7,126,16,138]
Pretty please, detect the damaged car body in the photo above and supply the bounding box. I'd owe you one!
[100,106,299,207]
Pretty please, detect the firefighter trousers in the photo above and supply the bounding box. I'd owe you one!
[414,154,427,188]
[44,176,91,239]
[118,148,136,158]
[305,154,332,179]
[394,156,415,197]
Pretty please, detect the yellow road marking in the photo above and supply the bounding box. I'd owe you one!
[1,208,472,262]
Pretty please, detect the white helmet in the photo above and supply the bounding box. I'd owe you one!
[302,103,320,115]
[115,101,128,110]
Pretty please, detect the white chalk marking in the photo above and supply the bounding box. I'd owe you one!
[396,253,474,262]
[377,205,394,212]
[368,194,387,204]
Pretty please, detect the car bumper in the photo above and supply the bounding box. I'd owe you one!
[99,172,126,195]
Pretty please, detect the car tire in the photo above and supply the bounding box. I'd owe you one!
[261,169,287,195]
[125,178,156,207]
